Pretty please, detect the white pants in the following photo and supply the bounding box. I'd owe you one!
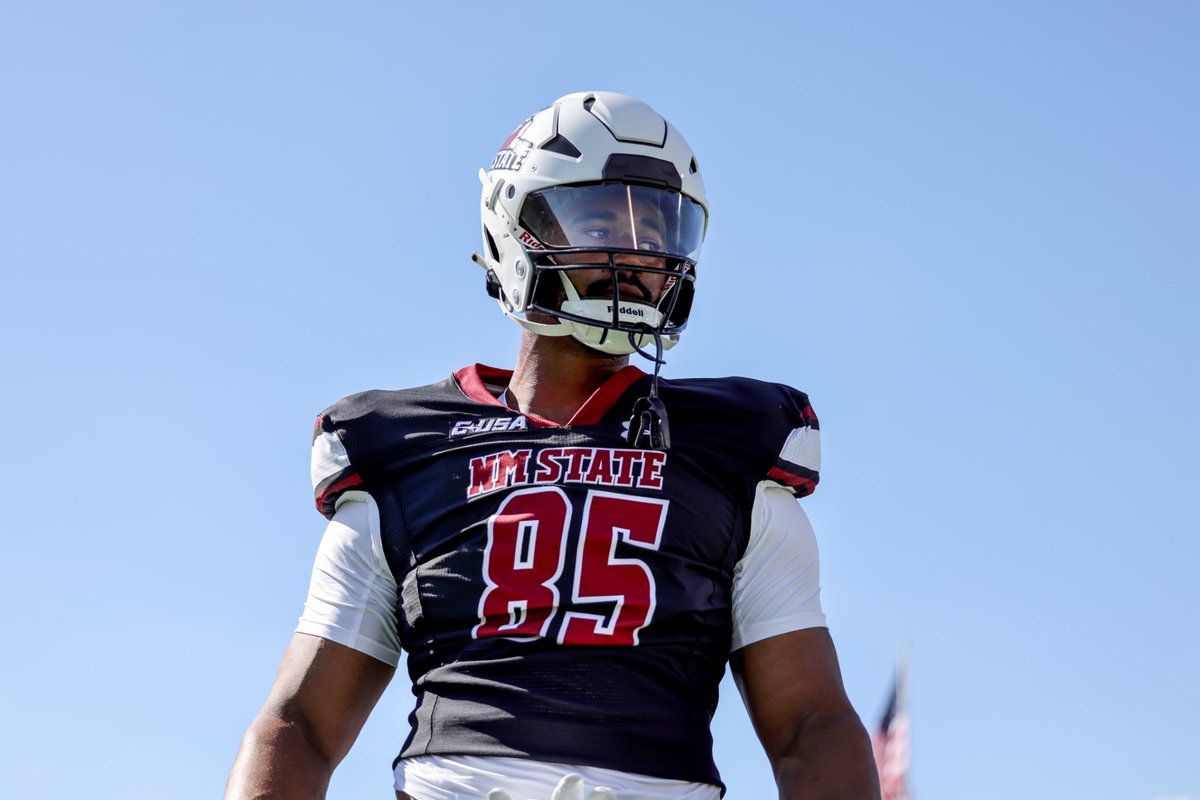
[395,756,722,800]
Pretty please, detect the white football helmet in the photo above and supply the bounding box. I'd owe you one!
[472,91,708,356]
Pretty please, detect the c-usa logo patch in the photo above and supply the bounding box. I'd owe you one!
[450,416,529,438]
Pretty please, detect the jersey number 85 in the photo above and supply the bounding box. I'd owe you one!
[473,487,669,646]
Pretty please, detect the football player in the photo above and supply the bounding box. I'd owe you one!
[226,92,879,800]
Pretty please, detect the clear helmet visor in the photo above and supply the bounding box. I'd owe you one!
[518,183,706,261]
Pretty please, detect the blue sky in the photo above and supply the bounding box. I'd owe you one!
[2,2,1196,798]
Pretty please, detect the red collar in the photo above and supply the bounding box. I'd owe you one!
[452,363,645,427]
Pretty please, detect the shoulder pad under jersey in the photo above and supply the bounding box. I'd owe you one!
[310,379,459,518]
[658,376,821,498]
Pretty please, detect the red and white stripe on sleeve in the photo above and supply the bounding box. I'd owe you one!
[311,415,363,519]
[766,403,821,498]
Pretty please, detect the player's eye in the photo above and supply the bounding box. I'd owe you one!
[637,239,662,252]
[581,227,610,241]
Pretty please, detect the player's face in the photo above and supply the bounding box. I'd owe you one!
[554,193,671,303]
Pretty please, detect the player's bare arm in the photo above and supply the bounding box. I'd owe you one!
[225,633,394,800]
[733,627,880,800]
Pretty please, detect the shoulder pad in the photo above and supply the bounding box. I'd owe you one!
[764,385,820,498]
[309,379,463,518]
[311,412,363,519]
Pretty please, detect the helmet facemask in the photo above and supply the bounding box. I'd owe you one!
[518,181,703,356]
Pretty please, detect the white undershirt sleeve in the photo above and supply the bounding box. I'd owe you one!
[730,481,827,651]
[295,490,403,666]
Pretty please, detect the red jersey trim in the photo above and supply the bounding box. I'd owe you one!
[452,363,646,428]
[767,466,817,495]
[315,473,364,517]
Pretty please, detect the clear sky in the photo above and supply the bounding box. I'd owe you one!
[2,2,1196,798]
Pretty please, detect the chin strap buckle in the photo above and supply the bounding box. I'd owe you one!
[627,395,671,451]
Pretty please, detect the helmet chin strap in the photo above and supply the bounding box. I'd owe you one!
[626,329,671,451]
[558,270,672,450]
[557,272,672,356]
[504,307,574,337]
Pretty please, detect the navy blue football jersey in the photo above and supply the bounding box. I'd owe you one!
[310,364,820,788]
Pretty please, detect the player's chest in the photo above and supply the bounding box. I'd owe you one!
[373,429,746,638]
[390,426,740,554]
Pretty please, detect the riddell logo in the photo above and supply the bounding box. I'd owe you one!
[608,304,646,318]
[450,416,529,438]
[518,230,544,250]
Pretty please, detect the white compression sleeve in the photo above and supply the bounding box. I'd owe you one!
[295,491,402,666]
[730,481,827,651]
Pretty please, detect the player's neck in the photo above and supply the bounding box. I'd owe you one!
[506,331,629,424]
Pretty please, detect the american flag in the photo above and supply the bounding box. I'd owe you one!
[872,662,911,800]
